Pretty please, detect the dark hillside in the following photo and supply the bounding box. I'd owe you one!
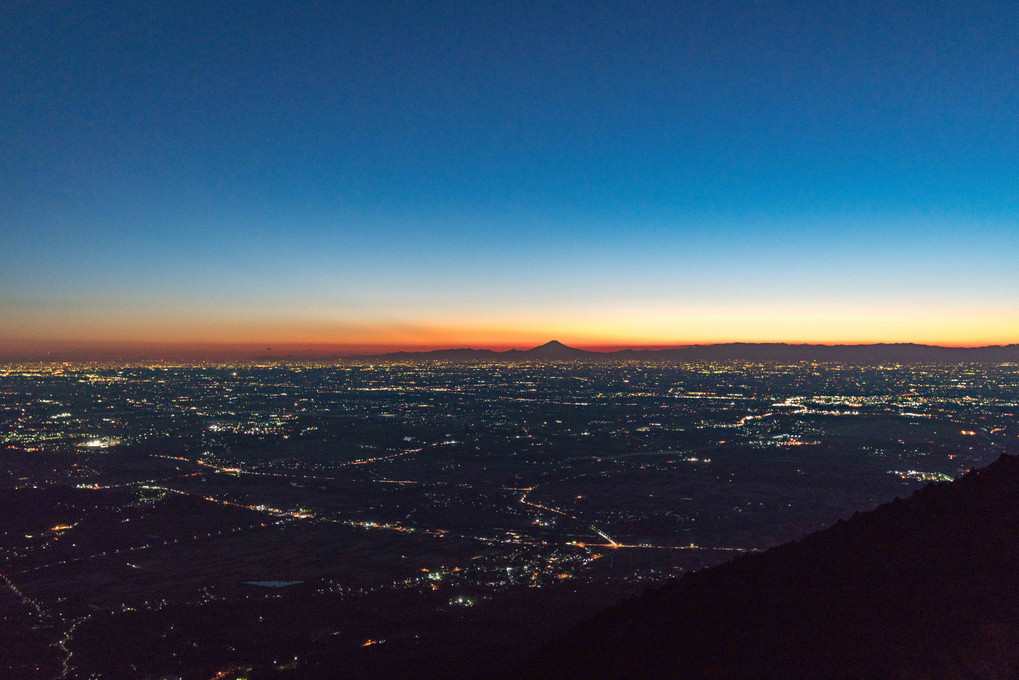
[528,454,1019,680]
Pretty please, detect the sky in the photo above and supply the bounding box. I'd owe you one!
[3,0,1018,357]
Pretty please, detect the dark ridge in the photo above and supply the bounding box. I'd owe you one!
[365,347,503,362]
[525,454,1019,679]
[521,340,597,360]
[345,342,1019,364]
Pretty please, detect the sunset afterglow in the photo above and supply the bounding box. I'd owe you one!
[3,2,1016,359]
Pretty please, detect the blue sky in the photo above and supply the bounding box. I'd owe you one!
[3,1,1017,352]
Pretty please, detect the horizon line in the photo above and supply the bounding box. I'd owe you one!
[2,338,1018,363]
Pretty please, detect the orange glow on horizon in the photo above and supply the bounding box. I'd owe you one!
[1,334,1016,362]
[2,302,1017,360]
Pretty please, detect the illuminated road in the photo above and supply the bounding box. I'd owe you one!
[516,486,572,517]
[188,448,424,478]
[0,570,48,619]
[581,542,749,552]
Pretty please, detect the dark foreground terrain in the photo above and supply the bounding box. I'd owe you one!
[529,453,1019,680]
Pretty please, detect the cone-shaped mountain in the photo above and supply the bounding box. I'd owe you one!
[520,340,594,360]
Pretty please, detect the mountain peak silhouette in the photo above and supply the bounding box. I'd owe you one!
[349,342,1019,364]
[522,340,592,359]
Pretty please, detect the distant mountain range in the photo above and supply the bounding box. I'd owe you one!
[526,453,1019,679]
[349,340,1019,363]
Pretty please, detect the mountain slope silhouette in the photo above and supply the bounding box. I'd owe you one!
[355,342,1019,363]
[527,454,1019,679]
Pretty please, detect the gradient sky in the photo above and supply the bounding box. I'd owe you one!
[3,0,1018,356]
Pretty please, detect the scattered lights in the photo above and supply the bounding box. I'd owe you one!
[0,357,1013,678]
[890,470,955,482]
